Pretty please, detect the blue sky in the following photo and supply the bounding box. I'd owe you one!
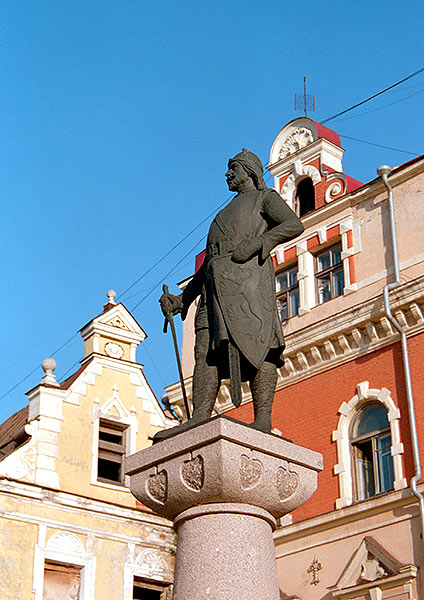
[2,1,424,422]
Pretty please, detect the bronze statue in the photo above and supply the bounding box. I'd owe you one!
[158,149,303,439]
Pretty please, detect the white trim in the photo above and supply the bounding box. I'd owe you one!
[33,528,96,600]
[333,382,406,508]
[123,543,174,600]
[91,386,136,488]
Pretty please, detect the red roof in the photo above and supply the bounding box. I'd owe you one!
[314,120,342,147]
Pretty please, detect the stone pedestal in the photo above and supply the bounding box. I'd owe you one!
[125,416,323,600]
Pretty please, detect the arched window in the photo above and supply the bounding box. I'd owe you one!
[333,382,406,509]
[296,177,315,216]
[351,403,394,500]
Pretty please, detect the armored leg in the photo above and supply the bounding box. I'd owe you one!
[249,360,277,432]
[190,328,220,422]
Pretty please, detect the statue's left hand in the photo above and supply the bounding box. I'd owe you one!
[232,237,263,263]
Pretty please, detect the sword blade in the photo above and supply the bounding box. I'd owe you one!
[228,341,242,408]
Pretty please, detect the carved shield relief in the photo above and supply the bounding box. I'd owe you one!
[212,255,274,368]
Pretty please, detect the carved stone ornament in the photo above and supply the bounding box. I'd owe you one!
[240,454,263,490]
[307,557,322,586]
[104,342,124,359]
[146,469,168,504]
[46,532,85,556]
[181,455,204,491]
[277,464,299,500]
[359,555,388,582]
[279,127,314,159]
[105,316,130,330]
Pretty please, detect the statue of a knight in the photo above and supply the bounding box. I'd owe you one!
[160,149,304,435]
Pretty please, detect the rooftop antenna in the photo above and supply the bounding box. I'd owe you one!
[294,77,315,117]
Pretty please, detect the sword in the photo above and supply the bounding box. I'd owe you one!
[162,285,191,421]
[228,340,242,408]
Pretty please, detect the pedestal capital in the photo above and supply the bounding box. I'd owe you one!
[125,416,322,522]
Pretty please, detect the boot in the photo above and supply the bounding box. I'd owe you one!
[249,361,277,432]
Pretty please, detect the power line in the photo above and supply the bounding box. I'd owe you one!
[0,332,79,402]
[117,195,234,302]
[339,134,419,156]
[131,234,207,312]
[321,65,424,124]
[332,87,424,123]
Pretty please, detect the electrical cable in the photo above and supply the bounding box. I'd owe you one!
[338,134,419,156]
[0,332,79,402]
[130,234,207,312]
[321,65,424,124]
[330,87,424,123]
[117,195,234,302]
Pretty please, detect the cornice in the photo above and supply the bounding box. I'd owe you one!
[166,276,424,414]
[0,477,174,535]
[273,484,422,550]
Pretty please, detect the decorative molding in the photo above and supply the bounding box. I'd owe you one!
[123,543,174,599]
[33,528,95,600]
[329,536,417,599]
[0,421,38,481]
[166,277,424,420]
[279,127,314,159]
[333,383,406,509]
[105,341,124,359]
[279,159,322,210]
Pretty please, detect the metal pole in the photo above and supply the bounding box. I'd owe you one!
[162,285,191,421]
[377,165,424,548]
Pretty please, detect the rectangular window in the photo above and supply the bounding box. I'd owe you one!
[133,578,170,600]
[276,265,299,321]
[97,420,127,485]
[43,562,81,599]
[315,244,344,304]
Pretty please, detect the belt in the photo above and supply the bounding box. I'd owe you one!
[206,240,235,260]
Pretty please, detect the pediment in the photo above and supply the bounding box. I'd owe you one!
[100,386,130,419]
[80,302,147,348]
[94,304,146,338]
[332,537,403,590]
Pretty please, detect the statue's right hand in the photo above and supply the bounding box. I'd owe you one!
[159,285,183,318]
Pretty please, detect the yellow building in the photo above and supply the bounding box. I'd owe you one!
[0,291,177,600]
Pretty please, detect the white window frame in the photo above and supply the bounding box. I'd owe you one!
[91,389,138,491]
[332,381,406,509]
[123,544,174,600]
[33,526,96,600]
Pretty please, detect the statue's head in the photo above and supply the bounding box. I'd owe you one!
[226,149,266,191]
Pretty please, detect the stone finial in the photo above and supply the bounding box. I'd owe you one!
[41,358,59,386]
[106,289,117,305]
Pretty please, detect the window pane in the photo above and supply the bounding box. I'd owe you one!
[289,288,300,317]
[317,277,331,303]
[278,297,288,321]
[288,267,298,287]
[331,246,342,265]
[276,272,287,292]
[98,458,122,482]
[356,404,389,437]
[43,565,81,600]
[317,251,330,272]
[376,433,394,493]
[333,267,345,297]
[355,441,375,500]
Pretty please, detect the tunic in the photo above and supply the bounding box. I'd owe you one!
[182,188,304,370]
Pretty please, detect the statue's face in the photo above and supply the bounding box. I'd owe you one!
[225,161,251,191]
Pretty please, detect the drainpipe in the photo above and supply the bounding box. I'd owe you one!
[377,165,424,543]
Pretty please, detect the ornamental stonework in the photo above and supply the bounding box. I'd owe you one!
[279,127,314,159]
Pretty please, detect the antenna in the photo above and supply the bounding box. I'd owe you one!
[294,77,315,117]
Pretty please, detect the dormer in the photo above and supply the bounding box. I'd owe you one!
[268,117,362,217]
[80,289,147,364]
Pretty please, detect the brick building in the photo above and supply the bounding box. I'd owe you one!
[165,117,423,598]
